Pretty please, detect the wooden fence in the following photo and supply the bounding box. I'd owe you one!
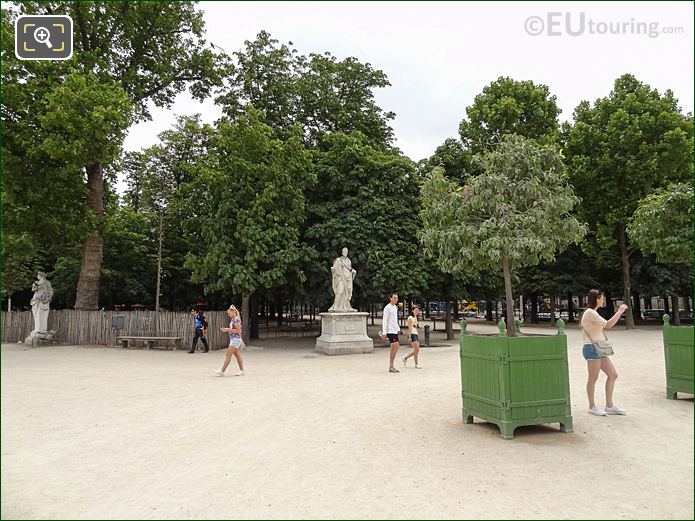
[1,310,234,350]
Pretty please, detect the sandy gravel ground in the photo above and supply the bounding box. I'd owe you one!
[1,321,692,519]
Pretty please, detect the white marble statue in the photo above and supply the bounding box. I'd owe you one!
[329,247,357,312]
[30,271,53,333]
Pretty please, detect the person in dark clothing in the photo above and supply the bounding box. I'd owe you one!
[189,308,209,353]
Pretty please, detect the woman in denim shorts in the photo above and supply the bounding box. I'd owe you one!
[402,306,422,369]
[215,305,245,377]
[581,289,628,416]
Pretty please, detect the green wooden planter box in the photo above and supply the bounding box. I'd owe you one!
[459,319,573,440]
[663,315,694,399]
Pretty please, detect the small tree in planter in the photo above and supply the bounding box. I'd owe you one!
[421,135,587,336]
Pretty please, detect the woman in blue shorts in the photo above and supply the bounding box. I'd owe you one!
[580,289,627,416]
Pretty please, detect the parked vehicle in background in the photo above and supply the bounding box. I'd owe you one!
[429,302,446,313]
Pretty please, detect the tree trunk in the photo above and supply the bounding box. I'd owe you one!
[530,293,538,323]
[548,295,556,328]
[486,301,493,321]
[7,295,11,341]
[618,225,635,329]
[154,211,164,334]
[663,295,670,317]
[275,296,282,326]
[567,292,575,323]
[632,290,641,325]
[250,291,259,339]
[502,257,515,336]
[75,162,104,310]
[241,292,251,346]
[672,295,681,326]
[605,290,615,316]
[445,298,453,340]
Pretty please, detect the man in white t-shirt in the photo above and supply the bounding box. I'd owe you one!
[382,293,401,373]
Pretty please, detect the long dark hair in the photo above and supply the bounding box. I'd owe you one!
[587,289,603,310]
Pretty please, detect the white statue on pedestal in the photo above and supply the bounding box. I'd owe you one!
[329,247,357,312]
[30,271,53,333]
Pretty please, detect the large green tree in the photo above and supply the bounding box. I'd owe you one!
[184,108,314,345]
[2,2,227,310]
[564,74,693,328]
[217,30,395,147]
[421,136,587,336]
[303,131,425,310]
[627,183,693,266]
[458,76,561,157]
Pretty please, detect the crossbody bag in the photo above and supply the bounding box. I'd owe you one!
[581,326,614,358]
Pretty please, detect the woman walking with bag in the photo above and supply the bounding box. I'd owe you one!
[215,305,245,377]
[581,289,628,416]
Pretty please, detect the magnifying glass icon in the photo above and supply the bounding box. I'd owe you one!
[33,26,52,49]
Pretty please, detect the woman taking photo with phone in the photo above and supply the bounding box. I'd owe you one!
[581,289,628,416]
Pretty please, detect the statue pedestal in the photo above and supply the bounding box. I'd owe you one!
[316,312,373,355]
[24,330,56,347]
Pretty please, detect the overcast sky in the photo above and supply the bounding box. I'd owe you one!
[123,1,694,164]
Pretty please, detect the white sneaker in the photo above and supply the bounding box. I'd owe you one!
[605,405,626,415]
[402,357,408,367]
[235,371,244,377]
[415,364,423,369]
[214,369,224,377]
[588,406,607,416]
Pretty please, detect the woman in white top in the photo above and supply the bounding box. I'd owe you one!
[580,289,628,416]
[402,306,422,369]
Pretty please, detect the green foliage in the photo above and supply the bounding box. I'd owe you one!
[421,136,587,273]
[303,131,425,306]
[459,76,561,155]
[627,183,693,265]
[184,108,314,296]
[519,246,598,296]
[10,1,228,121]
[217,31,394,147]
[417,138,473,181]
[119,115,215,308]
[100,206,157,307]
[422,136,586,334]
[1,232,40,298]
[564,74,692,258]
[38,71,131,166]
[2,2,228,309]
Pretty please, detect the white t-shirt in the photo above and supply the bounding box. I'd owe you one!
[383,303,399,334]
[581,308,607,344]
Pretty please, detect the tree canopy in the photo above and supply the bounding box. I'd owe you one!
[421,136,587,335]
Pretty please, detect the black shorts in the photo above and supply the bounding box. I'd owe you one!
[387,333,399,343]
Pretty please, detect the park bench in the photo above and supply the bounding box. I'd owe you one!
[117,336,183,350]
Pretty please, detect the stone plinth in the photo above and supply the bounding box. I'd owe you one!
[315,312,373,355]
[24,330,57,347]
